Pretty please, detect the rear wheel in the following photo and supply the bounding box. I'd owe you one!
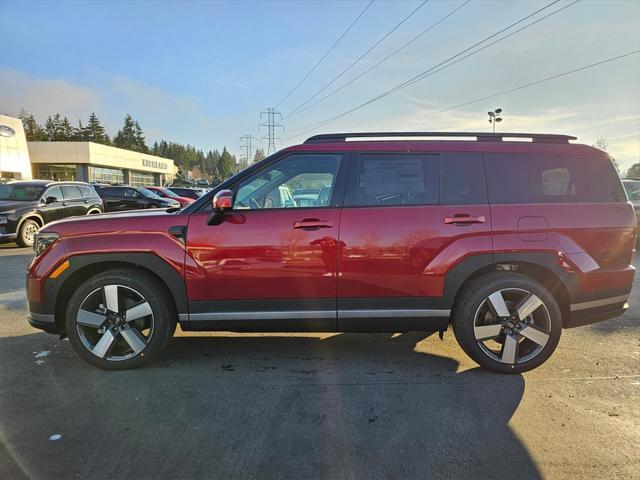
[17,219,40,247]
[65,269,176,370]
[452,272,562,373]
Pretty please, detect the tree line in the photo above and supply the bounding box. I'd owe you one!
[17,110,265,184]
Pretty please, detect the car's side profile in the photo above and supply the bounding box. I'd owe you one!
[0,180,103,247]
[26,132,635,372]
[167,187,206,200]
[146,186,194,207]
[95,185,181,212]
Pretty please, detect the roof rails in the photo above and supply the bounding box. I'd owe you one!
[304,132,577,145]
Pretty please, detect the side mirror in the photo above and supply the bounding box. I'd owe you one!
[45,196,57,204]
[212,189,233,211]
[208,189,233,226]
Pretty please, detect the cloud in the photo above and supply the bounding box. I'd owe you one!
[0,68,103,121]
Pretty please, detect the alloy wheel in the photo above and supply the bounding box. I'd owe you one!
[76,285,154,361]
[473,288,551,365]
[23,223,38,245]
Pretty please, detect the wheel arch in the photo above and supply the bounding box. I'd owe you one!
[52,253,187,335]
[444,254,572,326]
[17,212,45,230]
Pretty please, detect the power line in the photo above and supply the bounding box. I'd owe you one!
[284,0,430,118]
[259,108,284,154]
[412,50,640,121]
[286,0,574,137]
[276,0,374,108]
[286,0,471,119]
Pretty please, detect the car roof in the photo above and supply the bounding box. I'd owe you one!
[283,132,602,157]
[3,180,91,187]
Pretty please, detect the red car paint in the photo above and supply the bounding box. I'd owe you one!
[26,133,635,341]
[146,187,194,207]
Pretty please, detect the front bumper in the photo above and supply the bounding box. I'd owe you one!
[27,311,57,334]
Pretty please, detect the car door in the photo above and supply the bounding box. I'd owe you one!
[99,187,123,211]
[60,185,86,217]
[124,188,147,209]
[39,185,66,223]
[185,152,347,330]
[336,151,492,331]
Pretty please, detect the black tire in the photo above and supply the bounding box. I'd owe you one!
[452,272,562,374]
[65,268,176,370]
[17,218,39,247]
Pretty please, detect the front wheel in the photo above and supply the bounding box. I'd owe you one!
[17,218,40,247]
[65,269,176,370]
[452,272,562,374]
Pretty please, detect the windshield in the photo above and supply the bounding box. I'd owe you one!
[158,188,179,198]
[139,187,162,198]
[0,184,45,201]
[623,180,640,201]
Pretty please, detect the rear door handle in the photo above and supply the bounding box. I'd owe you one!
[444,215,486,225]
[293,219,333,230]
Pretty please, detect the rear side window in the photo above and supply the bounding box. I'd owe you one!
[485,153,626,204]
[61,185,82,200]
[356,154,439,206]
[79,185,93,198]
[441,153,487,205]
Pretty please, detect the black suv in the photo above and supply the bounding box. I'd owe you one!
[96,186,181,212]
[0,180,103,247]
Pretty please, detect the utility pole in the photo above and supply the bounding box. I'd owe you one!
[487,108,503,133]
[239,134,258,166]
[259,108,284,154]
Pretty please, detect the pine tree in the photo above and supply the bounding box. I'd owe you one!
[133,120,148,153]
[83,113,111,145]
[216,147,236,181]
[60,117,74,140]
[18,109,46,141]
[113,114,141,151]
[627,163,640,178]
[44,114,66,141]
[253,148,266,163]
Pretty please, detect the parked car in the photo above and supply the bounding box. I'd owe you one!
[0,180,103,247]
[146,186,194,207]
[167,187,206,200]
[26,132,635,372]
[95,185,181,212]
[622,178,640,229]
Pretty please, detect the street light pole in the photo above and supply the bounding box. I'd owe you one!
[488,108,503,133]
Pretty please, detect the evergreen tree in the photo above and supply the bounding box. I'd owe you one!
[253,148,266,163]
[60,117,74,140]
[114,114,146,151]
[44,114,65,141]
[18,109,46,141]
[216,147,236,181]
[627,163,640,178]
[83,113,111,145]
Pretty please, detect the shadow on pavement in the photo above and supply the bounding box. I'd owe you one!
[0,331,539,479]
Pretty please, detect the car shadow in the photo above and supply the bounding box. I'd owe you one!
[0,331,540,480]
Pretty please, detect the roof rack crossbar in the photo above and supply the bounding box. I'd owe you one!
[303,132,577,144]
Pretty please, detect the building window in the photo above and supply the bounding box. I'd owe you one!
[130,170,155,187]
[35,164,76,181]
[89,166,124,185]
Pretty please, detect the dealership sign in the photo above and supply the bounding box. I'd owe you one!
[142,158,168,170]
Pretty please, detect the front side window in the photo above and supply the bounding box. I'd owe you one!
[233,154,341,210]
[355,154,439,206]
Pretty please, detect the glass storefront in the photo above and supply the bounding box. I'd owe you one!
[35,164,76,181]
[89,166,124,185]
[130,170,155,187]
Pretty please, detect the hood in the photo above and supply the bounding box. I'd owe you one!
[41,209,185,237]
[0,200,35,212]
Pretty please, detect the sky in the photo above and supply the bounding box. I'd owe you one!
[0,0,638,170]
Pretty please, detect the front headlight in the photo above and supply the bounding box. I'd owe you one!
[33,232,60,256]
[0,215,7,224]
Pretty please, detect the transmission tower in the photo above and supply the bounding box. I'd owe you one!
[239,134,258,165]
[259,108,284,154]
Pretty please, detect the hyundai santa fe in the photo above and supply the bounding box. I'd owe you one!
[25,132,635,372]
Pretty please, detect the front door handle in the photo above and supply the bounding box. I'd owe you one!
[293,219,333,230]
[444,215,486,225]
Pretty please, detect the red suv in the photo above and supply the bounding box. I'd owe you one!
[26,132,635,372]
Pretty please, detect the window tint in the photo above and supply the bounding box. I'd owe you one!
[44,186,63,202]
[234,154,341,210]
[441,153,488,205]
[61,185,82,200]
[103,188,123,197]
[485,153,626,204]
[79,186,93,198]
[124,189,141,198]
[355,154,439,206]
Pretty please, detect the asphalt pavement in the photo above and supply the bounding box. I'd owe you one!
[0,243,638,479]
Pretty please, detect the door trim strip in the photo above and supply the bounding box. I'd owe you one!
[338,309,451,318]
[182,309,451,322]
[570,294,629,311]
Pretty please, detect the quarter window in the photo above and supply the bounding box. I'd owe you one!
[355,154,439,206]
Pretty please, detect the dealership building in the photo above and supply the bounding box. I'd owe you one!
[1,114,176,186]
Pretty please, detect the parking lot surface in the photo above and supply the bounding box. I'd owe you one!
[1,243,638,479]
